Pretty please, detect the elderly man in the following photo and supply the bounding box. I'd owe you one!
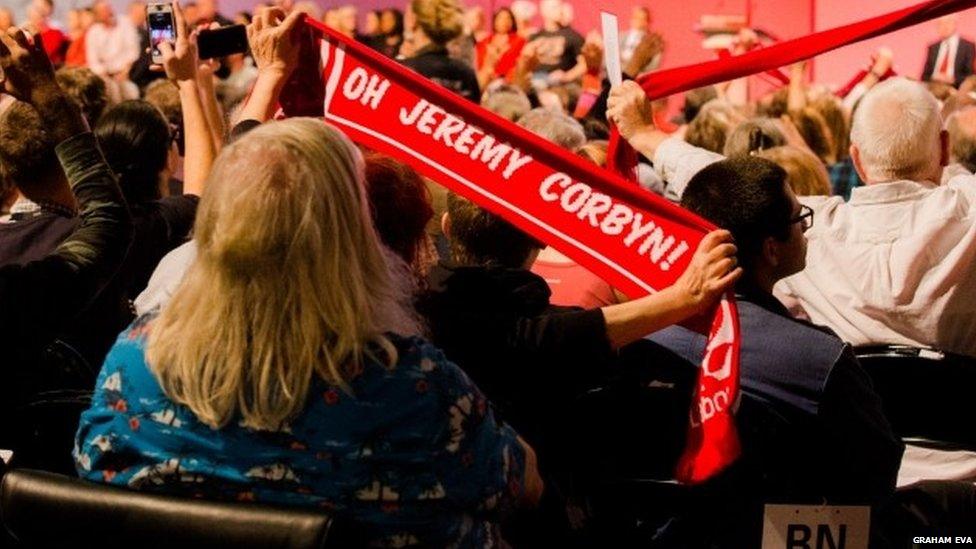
[608,77,976,487]
[610,77,976,358]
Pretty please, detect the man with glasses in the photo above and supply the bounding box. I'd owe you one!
[641,156,903,547]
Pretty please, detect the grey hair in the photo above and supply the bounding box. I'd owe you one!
[517,107,586,150]
[723,117,787,157]
[482,85,532,122]
[947,107,976,173]
[851,77,943,182]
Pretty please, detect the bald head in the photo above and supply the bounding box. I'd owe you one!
[850,78,946,184]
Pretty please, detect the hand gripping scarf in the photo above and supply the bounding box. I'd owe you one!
[283,18,737,485]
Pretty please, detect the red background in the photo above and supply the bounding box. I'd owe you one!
[66,0,976,94]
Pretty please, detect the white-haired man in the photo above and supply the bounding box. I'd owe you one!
[609,77,976,487]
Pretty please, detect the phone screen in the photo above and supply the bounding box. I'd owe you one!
[148,8,175,59]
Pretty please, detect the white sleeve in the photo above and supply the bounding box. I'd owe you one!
[653,137,725,202]
[133,241,198,315]
[85,26,106,76]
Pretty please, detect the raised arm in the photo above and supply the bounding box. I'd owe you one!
[235,7,303,124]
[607,80,724,199]
[0,28,132,342]
[156,1,216,196]
[600,230,741,349]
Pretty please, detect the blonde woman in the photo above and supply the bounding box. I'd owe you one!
[402,0,481,102]
[758,145,832,196]
[75,119,542,546]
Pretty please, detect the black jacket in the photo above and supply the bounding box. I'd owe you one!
[0,133,132,449]
[402,45,481,103]
[922,37,976,88]
[647,287,903,547]
[417,263,614,461]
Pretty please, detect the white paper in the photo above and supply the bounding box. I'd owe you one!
[762,504,870,549]
[601,12,622,86]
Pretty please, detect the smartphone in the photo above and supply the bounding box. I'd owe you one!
[147,3,175,64]
[198,25,249,60]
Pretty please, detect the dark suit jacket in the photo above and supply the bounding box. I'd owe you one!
[922,37,976,87]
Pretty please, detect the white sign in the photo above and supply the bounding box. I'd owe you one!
[601,12,622,87]
[762,505,870,549]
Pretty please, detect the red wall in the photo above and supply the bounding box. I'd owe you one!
[815,1,976,88]
[105,0,976,93]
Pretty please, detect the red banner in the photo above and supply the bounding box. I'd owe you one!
[281,18,741,484]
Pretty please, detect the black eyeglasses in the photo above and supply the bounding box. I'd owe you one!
[791,204,814,231]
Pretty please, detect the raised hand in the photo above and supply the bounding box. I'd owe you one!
[247,6,303,77]
[156,2,200,82]
[607,80,654,139]
[0,27,57,102]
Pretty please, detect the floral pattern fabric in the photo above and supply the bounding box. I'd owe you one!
[75,313,526,548]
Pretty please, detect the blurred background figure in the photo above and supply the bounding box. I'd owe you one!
[620,7,664,75]
[922,14,975,87]
[510,0,538,38]
[475,7,526,88]
[26,0,69,67]
[85,0,140,100]
[0,8,14,34]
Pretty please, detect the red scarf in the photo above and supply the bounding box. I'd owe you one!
[608,0,976,176]
[281,18,742,484]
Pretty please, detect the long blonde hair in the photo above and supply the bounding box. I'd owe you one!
[147,119,420,431]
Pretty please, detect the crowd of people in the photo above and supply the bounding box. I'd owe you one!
[0,0,975,546]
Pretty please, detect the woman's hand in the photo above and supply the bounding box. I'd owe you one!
[248,6,303,77]
[155,2,199,83]
[0,27,58,102]
[671,230,742,315]
[607,80,654,140]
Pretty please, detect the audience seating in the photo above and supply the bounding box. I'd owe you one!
[0,469,358,548]
[854,345,976,450]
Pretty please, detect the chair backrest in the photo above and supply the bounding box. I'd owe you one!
[854,345,976,449]
[1,469,347,549]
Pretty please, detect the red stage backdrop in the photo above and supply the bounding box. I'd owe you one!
[82,0,976,92]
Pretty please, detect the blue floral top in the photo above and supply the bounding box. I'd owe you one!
[75,314,526,548]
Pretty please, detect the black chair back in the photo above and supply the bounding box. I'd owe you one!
[854,345,976,449]
[1,469,352,548]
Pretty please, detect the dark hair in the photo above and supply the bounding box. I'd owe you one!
[363,153,434,268]
[55,67,108,127]
[95,100,171,205]
[0,102,60,193]
[723,118,786,157]
[492,7,518,33]
[682,86,717,124]
[382,8,404,36]
[680,157,792,271]
[446,191,543,268]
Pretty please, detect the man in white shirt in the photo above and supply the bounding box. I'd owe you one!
[85,1,140,99]
[608,77,976,486]
[921,14,975,88]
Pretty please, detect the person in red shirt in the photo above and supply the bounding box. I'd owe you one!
[64,8,95,68]
[475,8,526,88]
[26,0,69,67]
